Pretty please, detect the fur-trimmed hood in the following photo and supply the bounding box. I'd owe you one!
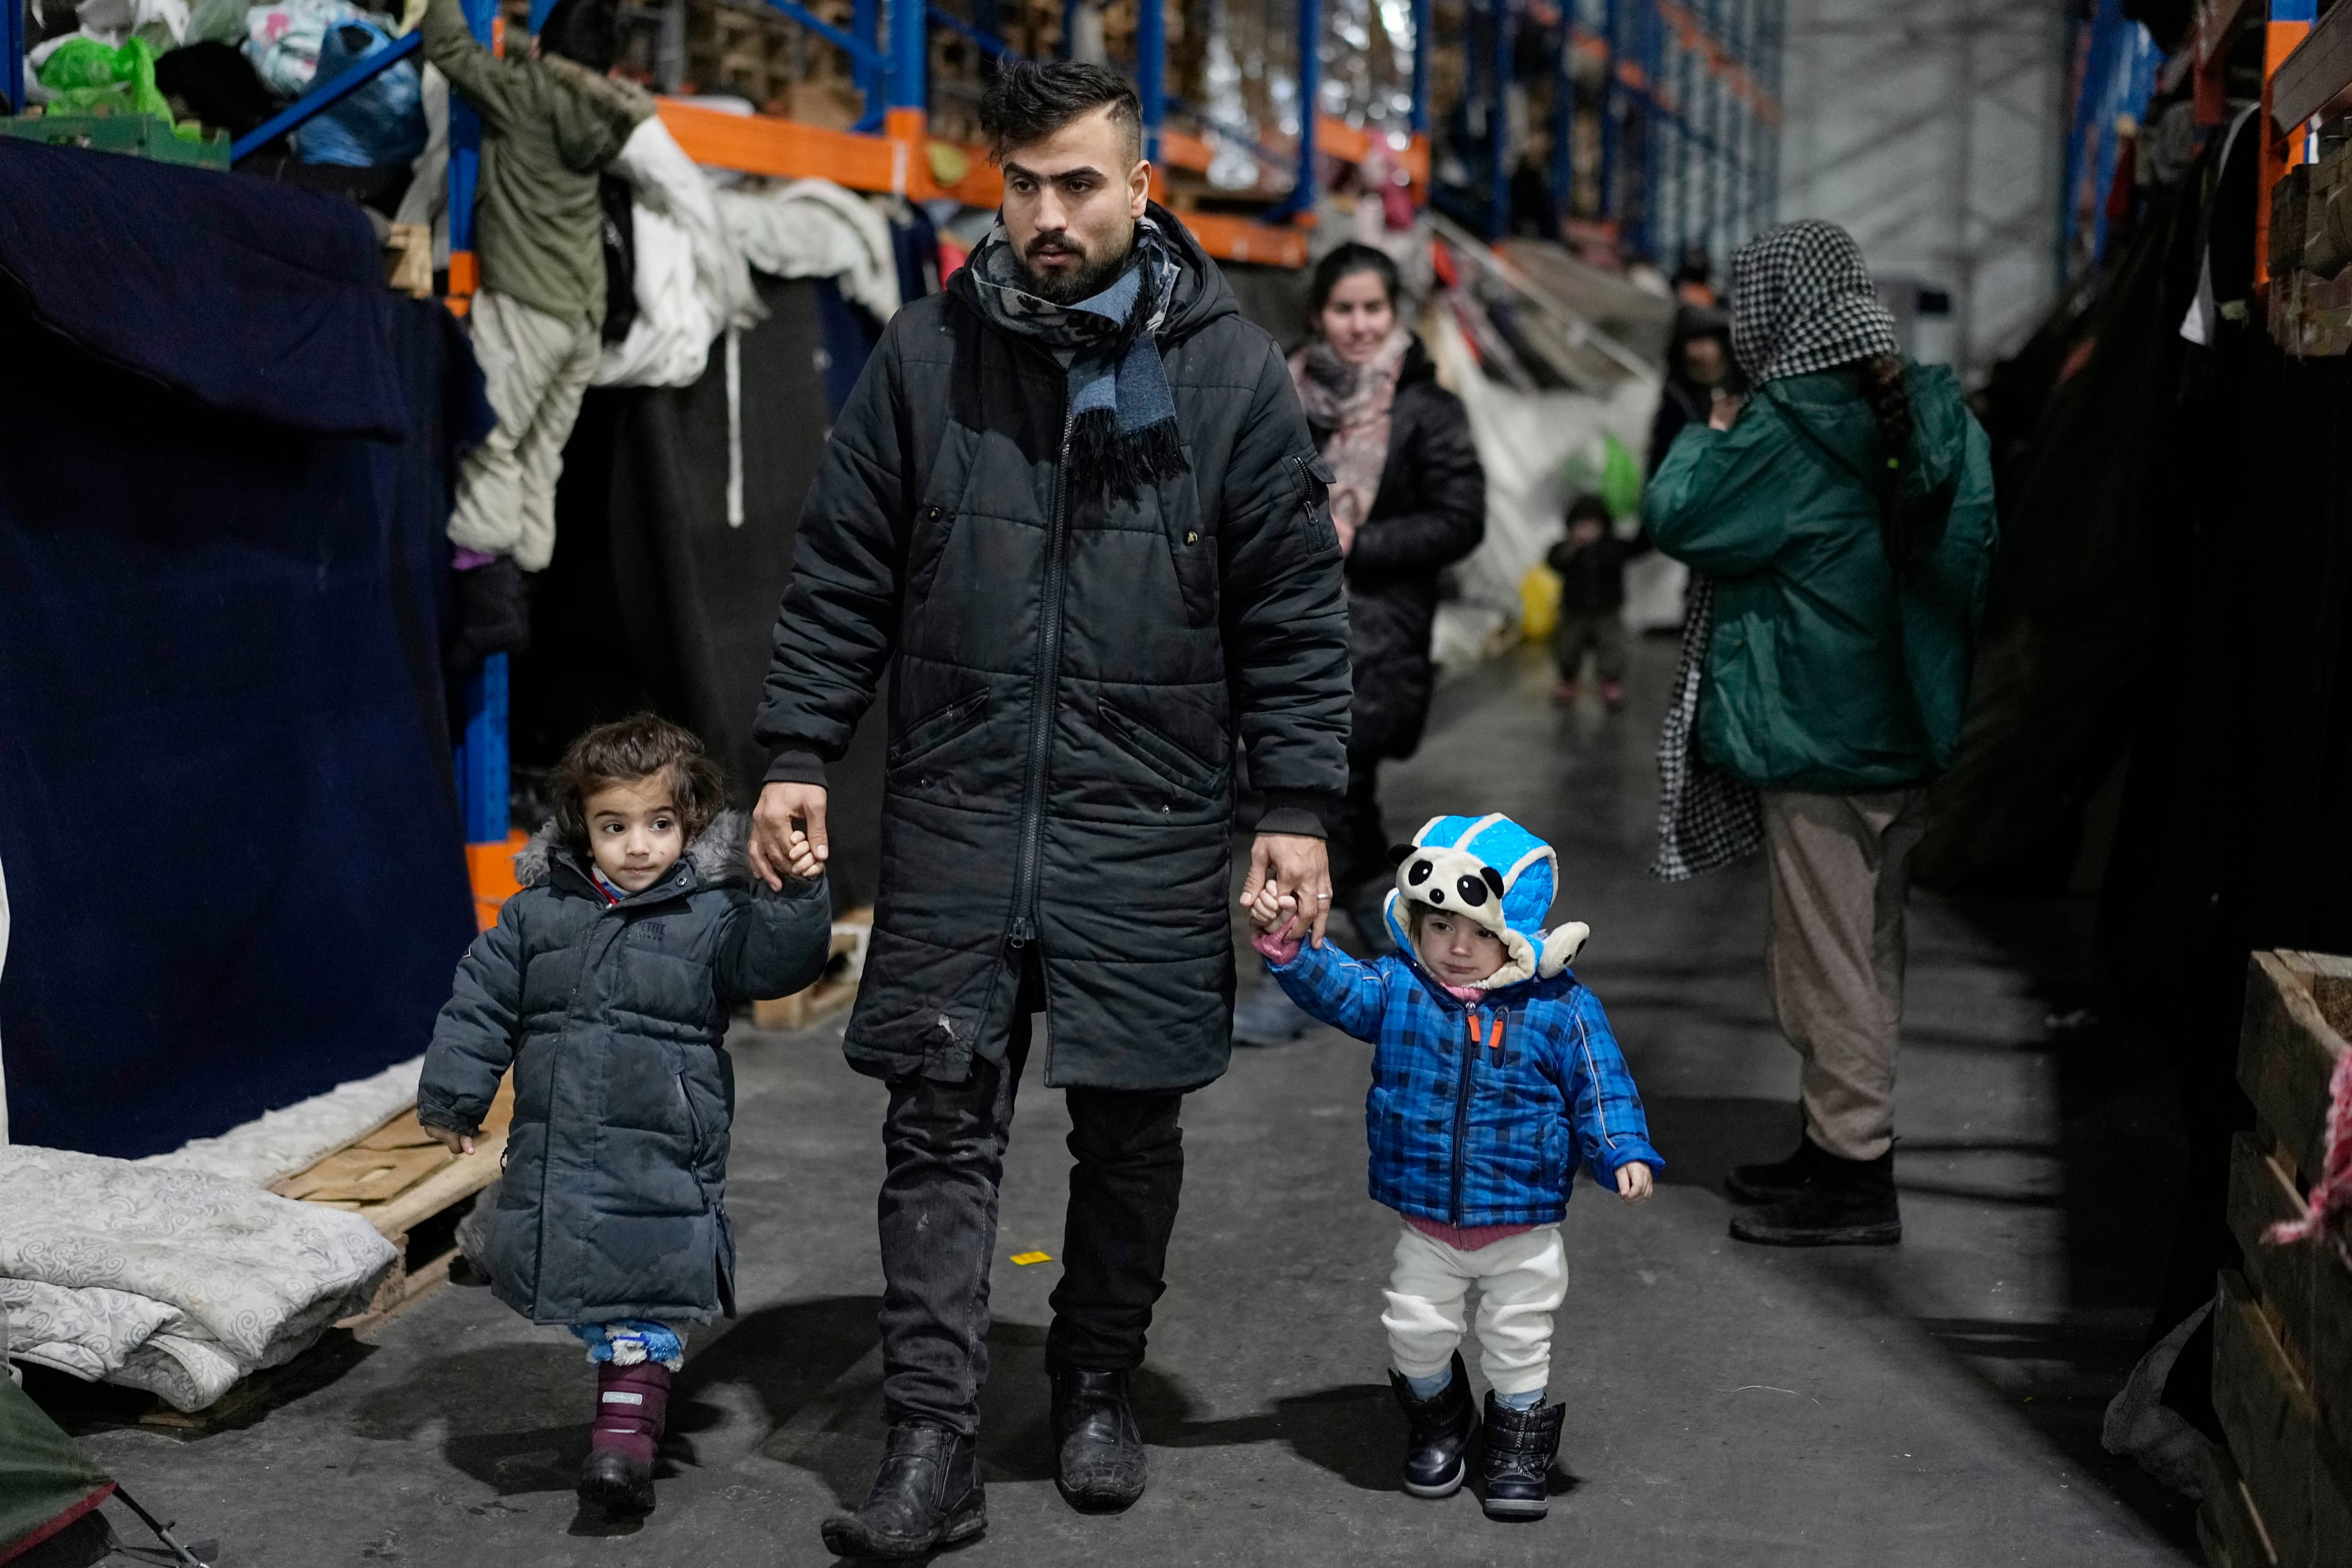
[513,809,752,894]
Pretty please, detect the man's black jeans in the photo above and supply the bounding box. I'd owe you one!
[876,951,1185,1436]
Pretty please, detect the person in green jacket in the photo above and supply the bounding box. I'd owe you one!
[1645,219,1996,1250]
[423,0,652,576]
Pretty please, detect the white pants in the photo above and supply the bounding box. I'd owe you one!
[450,289,602,573]
[1381,1223,1567,1398]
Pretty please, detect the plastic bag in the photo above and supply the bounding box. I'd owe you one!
[37,36,173,121]
[1599,431,1642,523]
[242,0,375,96]
[296,17,424,167]
[1520,562,1562,644]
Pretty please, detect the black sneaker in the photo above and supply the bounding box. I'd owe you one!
[1387,1352,1477,1498]
[820,1421,987,1559]
[1725,1136,1823,1205]
[1730,1147,1901,1246]
[1479,1392,1564,1520]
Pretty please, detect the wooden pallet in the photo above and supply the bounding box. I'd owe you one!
[2201,952,2352,1568]
[276,1075,518,1337]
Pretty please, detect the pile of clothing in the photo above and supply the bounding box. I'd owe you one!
[23,0,424,167]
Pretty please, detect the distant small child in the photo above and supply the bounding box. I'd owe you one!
[417,715,831,1517]
[1246,814,1660,1520]
[1545,494,1649,710]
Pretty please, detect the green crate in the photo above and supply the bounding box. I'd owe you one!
[0,112,230,172]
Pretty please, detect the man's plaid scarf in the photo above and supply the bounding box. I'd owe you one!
[963,215,1189,505]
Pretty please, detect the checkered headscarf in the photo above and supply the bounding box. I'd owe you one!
[1728,220,1899,386]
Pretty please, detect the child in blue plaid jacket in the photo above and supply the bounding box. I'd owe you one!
[1246,812,1660,1521]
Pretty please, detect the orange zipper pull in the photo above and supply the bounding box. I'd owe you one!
[1490,1011,1507,1059]
[1466,1011,1483,1049]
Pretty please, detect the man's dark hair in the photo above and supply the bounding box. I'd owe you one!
[551,712,728,853]
[1308,241,1403,317]
[979,61,1142,164]
[538,0,622,71]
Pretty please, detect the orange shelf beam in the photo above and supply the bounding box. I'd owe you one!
[1178,211,1310,268]
[658,99,1314,267]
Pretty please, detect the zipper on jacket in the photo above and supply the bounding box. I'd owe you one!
[1006,408,1077,956]
[1448,1001,1479,1226]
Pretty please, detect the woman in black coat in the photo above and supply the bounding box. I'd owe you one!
[1287,243,1487,942]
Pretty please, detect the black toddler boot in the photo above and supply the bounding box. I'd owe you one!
[819,1421,987,1559]
[1479,1392,1565,1520]
[1725,1132,1825,1205]
[1049,1365,1148,1512]
[1387,1352,1477,1499]
[1729,1145,1901,1246]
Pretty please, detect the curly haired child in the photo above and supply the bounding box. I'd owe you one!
[417,714,832,1515]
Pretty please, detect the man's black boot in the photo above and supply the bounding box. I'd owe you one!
[1478,1392,1564,1520]
[819,1421,986,1559]
[1386,1352,1477,1499]
[1049,1366,1147,1513]
[1725,1131,1823,1205]
[1729,1145,1901,1246]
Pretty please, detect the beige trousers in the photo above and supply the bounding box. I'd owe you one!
[1762,788,1929,1162]
[450,289,601,573]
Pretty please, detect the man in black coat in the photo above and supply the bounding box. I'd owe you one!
[745,61,1351,1558]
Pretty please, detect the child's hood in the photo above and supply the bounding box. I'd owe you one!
[1382,813,1591,992]
[513,807,751,892]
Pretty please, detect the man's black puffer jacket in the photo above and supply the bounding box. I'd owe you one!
[753,207,1351,1091]
[1311,336,1485,763]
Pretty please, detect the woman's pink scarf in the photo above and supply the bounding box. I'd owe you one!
[1287,327,1411,554]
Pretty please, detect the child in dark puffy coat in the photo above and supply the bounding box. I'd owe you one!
[1545,494,1650,709]
[417,714,831,1517]
[1246,813,1660,1520]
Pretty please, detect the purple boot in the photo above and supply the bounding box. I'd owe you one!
[578,1360,671,1514]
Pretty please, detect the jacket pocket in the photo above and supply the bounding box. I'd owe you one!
[888,688,991,772]
[676,1071,714,1213]
[1101,700,1224,796]
[907,502,959,607]
[1291,452,1340,552]
[1158,449,1216,627]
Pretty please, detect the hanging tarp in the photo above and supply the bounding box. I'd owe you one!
[0,141,484,1156]
[519,274,891,910]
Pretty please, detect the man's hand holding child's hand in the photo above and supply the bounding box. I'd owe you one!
[423,1125,477,1156]
[1615,1163,1653,1204]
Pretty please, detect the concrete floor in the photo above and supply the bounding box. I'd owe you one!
[47,641,2203,1567]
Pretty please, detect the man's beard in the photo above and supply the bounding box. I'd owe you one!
[1020,228,1133,304]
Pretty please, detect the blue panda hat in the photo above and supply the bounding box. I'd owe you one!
[1384,813,1591,991]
